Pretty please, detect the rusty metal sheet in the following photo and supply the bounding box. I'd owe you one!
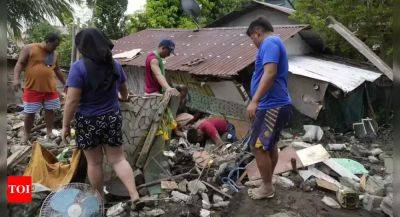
[113,25,308,78]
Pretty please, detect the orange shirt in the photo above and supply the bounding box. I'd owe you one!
[24,43,59,92]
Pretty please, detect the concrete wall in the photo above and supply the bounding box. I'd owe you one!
[285,34,312,55]
[216,8,311,56]
[221,8,297,27]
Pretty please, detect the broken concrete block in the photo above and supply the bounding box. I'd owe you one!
[339,177,360,191]
[380,193,393,217]
[106,202,127,217]
[384,157,393,174]
[188,180,207,195]
[161,181,178,190]
[145,208,165,216]
[201,193,211,209]
[178,179,188,193]
[321,196,341,209]
[200,209,211,217]
[370,148,383,156]
[141,195,158,207]
[281,131,293,139]
[212,194,224,204]
[274,176,295,188]
[302,125,323,142]
[171,191,191,203]
[133,169,145,186]
[328,144,347,151]
[212,201,229,208]
[368,156,379,163]
[268,211,301,217]
[362,194,383,211]
[365,175,385,196]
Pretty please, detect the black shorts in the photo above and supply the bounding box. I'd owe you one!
[75,110,123,150]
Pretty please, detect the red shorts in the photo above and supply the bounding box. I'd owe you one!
[23,89,60,113]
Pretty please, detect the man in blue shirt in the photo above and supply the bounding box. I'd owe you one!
[246,18,293,200]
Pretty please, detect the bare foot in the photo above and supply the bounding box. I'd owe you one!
[248,184,275,200]
[244,179,263,187]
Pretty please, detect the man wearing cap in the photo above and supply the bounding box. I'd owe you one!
[145,39,180,96]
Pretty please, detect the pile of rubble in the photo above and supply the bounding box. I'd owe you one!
[6,99,393,217]
[106,123,393,217]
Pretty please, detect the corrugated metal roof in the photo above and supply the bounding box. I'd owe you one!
[113,25,307,78]
[289,56,381,93]
[253,1,295,14]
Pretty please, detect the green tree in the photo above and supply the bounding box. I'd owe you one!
[93,0,128,39]
[126,0,250,33]
[6,0,81,37]
[292,0,393,64]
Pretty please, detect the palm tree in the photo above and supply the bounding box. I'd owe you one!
[7,0,82,37]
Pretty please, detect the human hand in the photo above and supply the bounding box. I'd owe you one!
[246,100,258,120]
[166,87,180,96]
[12,80,21,92]
[61,125,71,145]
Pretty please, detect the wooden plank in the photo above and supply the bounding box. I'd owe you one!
[316,178,339,192]
[327,16,393,81]
[7,146,31,170]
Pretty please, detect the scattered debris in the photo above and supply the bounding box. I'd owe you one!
[145,208,165,216]
[336,186,359,209]
[200,208,211,217]
[274,175,295,188]
[362,194,383,211]
[368,156,379,163]
[321,196,341,209]
[302,125,324,142]
[323,158,360,181]
[365,175,385,196]
[161,180,178,190]
[171,191,191,203]
[188,180,207,194]
[297,144,330,167]
[380,193,393,217]
[370,148,383,156]
[328,143,347,151]
[178,179,188,193]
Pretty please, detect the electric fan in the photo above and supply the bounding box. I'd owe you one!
[40,183,104,217]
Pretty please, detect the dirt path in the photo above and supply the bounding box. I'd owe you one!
[221,186,385,217]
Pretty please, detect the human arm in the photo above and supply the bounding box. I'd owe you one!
[62,87,81,144]
[150,58,179,95]
[13,45,30,91]
[54,67,66,86]
[247,41,280,120]
[119,83,129,101]
[246,64,277,119]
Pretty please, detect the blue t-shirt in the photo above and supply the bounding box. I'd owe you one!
[66,59,127,116]
[250,36,291,110]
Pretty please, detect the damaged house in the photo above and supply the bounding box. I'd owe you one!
[112,0,392,134]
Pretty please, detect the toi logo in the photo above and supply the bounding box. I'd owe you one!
[7,176,32,203]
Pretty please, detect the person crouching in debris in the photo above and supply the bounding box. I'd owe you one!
[245,18,293,200]
[62,28,140,206]
[13,32,66,145]
[186,117,237,148]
